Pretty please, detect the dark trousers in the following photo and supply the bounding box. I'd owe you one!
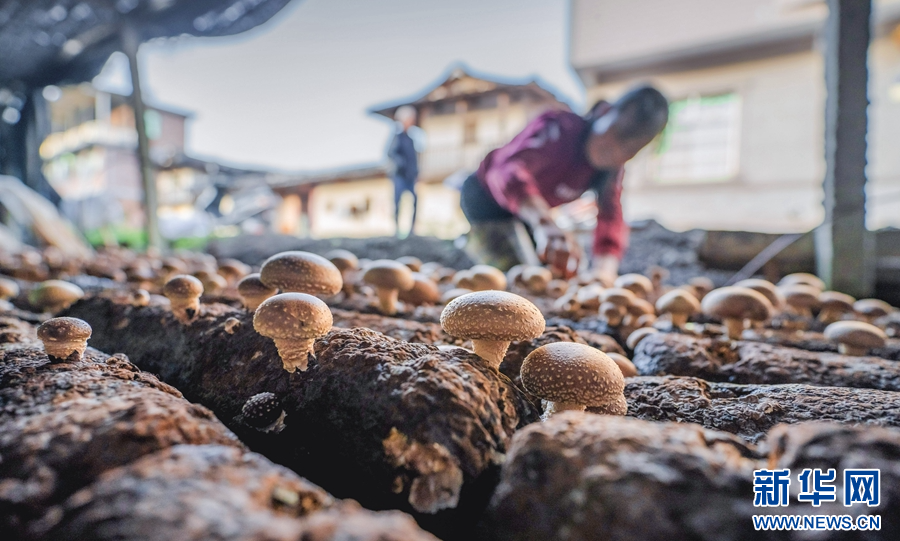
[459,173,515,222]
[392,176,417,230]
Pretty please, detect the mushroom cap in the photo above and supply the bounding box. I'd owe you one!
[854,298,894,319]
[398,273,441,305]
[575,284,605,307]
[29,280,84,308]
[363,260,415,291]
[522,266,552,288]
[627,298,656,318]
[260,251,343,296]
[520,342,624,407]
[163,274,204,299]
[440,287,473,304]
[325,249,359,272]
[606,352,639,377]
[625,327,659,350]
[778,273,825,291]
[734,279,784,309]
[701,286,773,322]
[216,259,251,279]
[600,287,635,308]
[253,292,333,341]
[688,277,715,294]
[440,290,544,341]
[396,256,423,272]
[779,284,821,310]
[614,274,653,298]
[0,277,20,299]
[241,392,283,429]
[469,265,508,291]
[237,273,278,297]
[37,317,92,343]
[655,289,701,315]
[823,321,887,350]
[819,291,856,312]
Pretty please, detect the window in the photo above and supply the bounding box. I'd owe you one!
[652,93,741,184]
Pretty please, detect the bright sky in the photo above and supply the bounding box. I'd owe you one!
[94,0,584,172]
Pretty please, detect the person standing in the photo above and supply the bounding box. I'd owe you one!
[387,105,419,237]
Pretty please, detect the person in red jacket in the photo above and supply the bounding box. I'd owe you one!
[460,85,668,283]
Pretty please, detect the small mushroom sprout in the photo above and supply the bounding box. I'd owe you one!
[520,342,626,418]
[823,321,887,356]
[253,292,333,373]
[28,279,84,314]
[259,251,343,297]
[363,260,415,315]
[163,274,204,324]
[37,317,92,362]
[701,286,773,340]
[237,273,278,311]
[241,392,286,433]
[440,290,544,369]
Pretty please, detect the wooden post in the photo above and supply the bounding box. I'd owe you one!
[815,0,873,297]
[121,24,162,251]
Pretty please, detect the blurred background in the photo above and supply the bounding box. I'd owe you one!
[1,0,900,295]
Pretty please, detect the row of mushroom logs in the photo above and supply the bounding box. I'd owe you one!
[439,289,628,419]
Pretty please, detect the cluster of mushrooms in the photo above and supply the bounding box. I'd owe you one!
[4,245,899,420]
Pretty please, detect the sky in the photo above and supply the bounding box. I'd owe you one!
[94,0,584,172]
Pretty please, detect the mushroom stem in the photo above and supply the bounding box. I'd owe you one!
[242,295,269,312]
[170,299,199,323]
[341,272,354,298]
[837,343,868,357]
[723,318,745,340]
[273,337,316,372]
[670,312,688,329]
[375,286,399,315]
[470,339,511,369]
[43,340,87,362]
[547,401,586,415]
[817,309,840,324]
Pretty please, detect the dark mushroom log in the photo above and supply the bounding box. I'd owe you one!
[622,375,900,443]
[37,445,437,541]
[484,414,900,540]
[66,296,540,539]
[633,332,900,391]
[0,313,434,541]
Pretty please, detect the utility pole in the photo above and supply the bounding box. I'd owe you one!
[121,23,162,251]
[815,0,873,297]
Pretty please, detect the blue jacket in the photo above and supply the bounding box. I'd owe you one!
[387,128,418,182]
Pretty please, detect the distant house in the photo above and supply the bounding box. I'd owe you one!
[569,0,900,233]
[40,85,279,241]
[270,66,571,239]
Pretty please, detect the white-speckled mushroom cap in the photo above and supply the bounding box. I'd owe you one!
[818,291,856,312]
[253,293,333,341]
[614,274,653,298]
[823,321,887,350]
[325,249,359,272]
[237,273,277,297]
[163,274,203,299]
[701,286,773,322]
[469,265,508,291]
[259,251,343,296]
[520,342,625,406]
[362,260,415,291]
[655,289,700,315]
[733,279,784,309]
[778,273,825,291]
[600,287,636,307]
[779,284,822,310]
[440,290,544,341]
[853,298,894,319]
[37,317,92,343]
